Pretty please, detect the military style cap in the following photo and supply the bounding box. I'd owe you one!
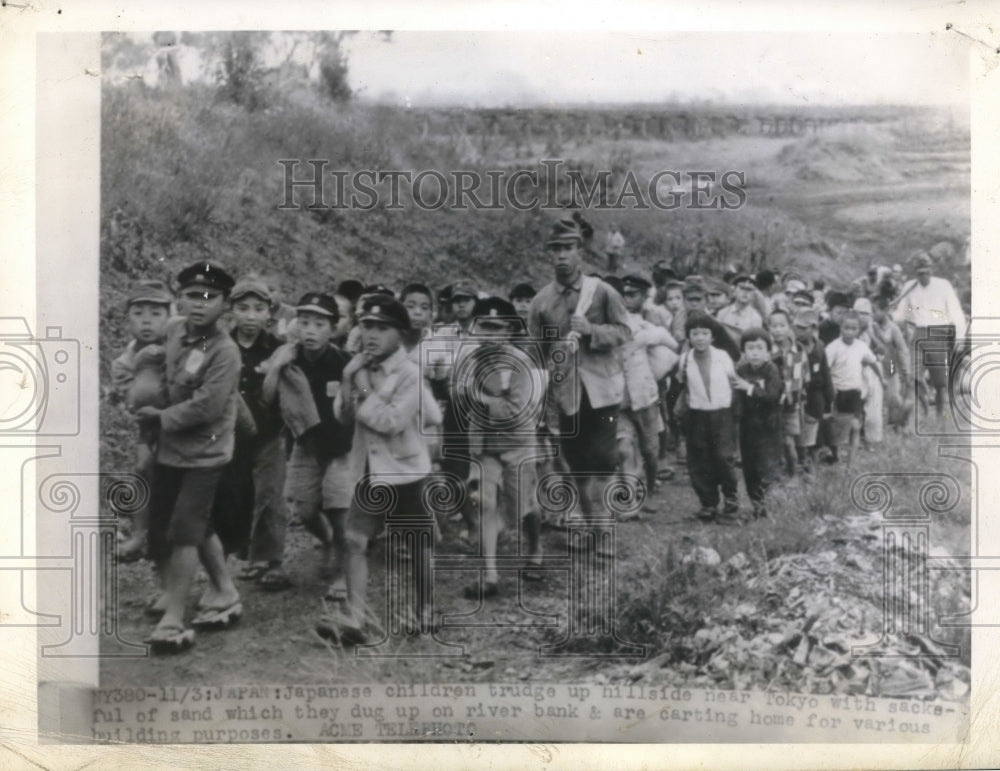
[358,296,410,330]
[547,212,594,246]
[363,283,395,298]
[177,261,236,292]
[295,292,339,318]
[472,296,517,322]
[705,278,730,295]
[794,308,820,327]
[682,276,707,297]
[621,273,652,292]
[509,282,536,301]
[126,279,173,308]
[450,280,478,301]
[230,277,273,305]
[912,252,933,270]
[730,273,755,288]
[790,289,815,306]
[784,278,807,294]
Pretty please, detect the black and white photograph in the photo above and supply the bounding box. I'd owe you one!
[5,1,1000,765]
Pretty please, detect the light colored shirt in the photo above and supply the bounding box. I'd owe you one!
[893,276,966,331]
[716,302,763,345]
[679,346,736,411]
[335,346,431,482]
[825,337,877,393]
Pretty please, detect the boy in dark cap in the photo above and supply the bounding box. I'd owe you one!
[736,328,784,518]
[137,261,242,652]
[716,274,763,347]
[461,297,546,599]
[111,280,173,562]
[793,308,834,471]
[325,296,436,643]
[263,293,353,602]
[224,277,289,590]
[509,283,536,321]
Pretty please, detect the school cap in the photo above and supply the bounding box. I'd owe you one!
[509,282,536,300]
[621,273,652,292]
[336,279,365,303]
[547,212,594,246]
[682,276,707,297]
[295,292,339,318]
[357,296,410,330]
[790,289,815,306]
[784,278,807,294]
[230,277,273,305]
[364,283,395,298]
[794,308,820,327]
[126,280,172,308]
[177,261,235,293]
[852,297,873,314]
[651,260,676,281]
[604,275,624,294]
[912,252,933,270]
[730,273,755,288]
[705,278,730,295]
[451,280,478,300]
[472,296,517,322]
[781,269,803,285]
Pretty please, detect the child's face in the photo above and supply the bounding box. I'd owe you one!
[127,302,169,344]
[333,296,353,341]
[665,288,683,313]
[793,321,815,345]
[296,311,334,352]
[684,294,705,313]
[231,295,271,339]
[512,297,532,319]
[688,326,713,352]
[840,317,860,343]
[403,292,433,331]
[872,306,886,324]
[743,338,769,366]
[857,311,872,330]
[707,291,728,311]
[830,305,847,323]
[451,296,476,322]
[181,287,227,330]
[360,320,402,361]
[768,313,791,343]
[734,283,754,305]
[622,287,645,314]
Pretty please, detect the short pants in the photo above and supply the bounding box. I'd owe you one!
[148,464,223,561]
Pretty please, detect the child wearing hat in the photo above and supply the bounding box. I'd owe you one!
[735,328,784,518]
[792,308,834,470]
[618,274,679,498]
[263,292,354,601]
[767,308,810,476]
[111,280,173,562]
[324,296,436,643]
[137,261,242,653]
[225,277,290,590]
[460,297,546,599]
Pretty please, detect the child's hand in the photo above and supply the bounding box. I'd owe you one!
[266,344,297,372]
[343,353,366,378]
[732,376,754,393]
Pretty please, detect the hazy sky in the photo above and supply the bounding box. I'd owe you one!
[341,31,970,106]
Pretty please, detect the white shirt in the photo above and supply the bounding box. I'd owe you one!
[681,347,736,410]
[825,338,876,392]
[893,276,966,331]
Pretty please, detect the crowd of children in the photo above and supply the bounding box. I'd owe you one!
[110,220,967,654]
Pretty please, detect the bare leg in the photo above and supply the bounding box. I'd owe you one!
[156,545,199,632]
[197,534,239,609]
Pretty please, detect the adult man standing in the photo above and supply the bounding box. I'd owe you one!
[529,214,639,652]
[893,252,966,417]
[716,274,763,347]
[528,214,632,537]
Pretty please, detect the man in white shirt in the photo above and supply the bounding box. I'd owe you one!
[893,252,966,417]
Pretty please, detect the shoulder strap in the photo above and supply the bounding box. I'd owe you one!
[575,275,600,317]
